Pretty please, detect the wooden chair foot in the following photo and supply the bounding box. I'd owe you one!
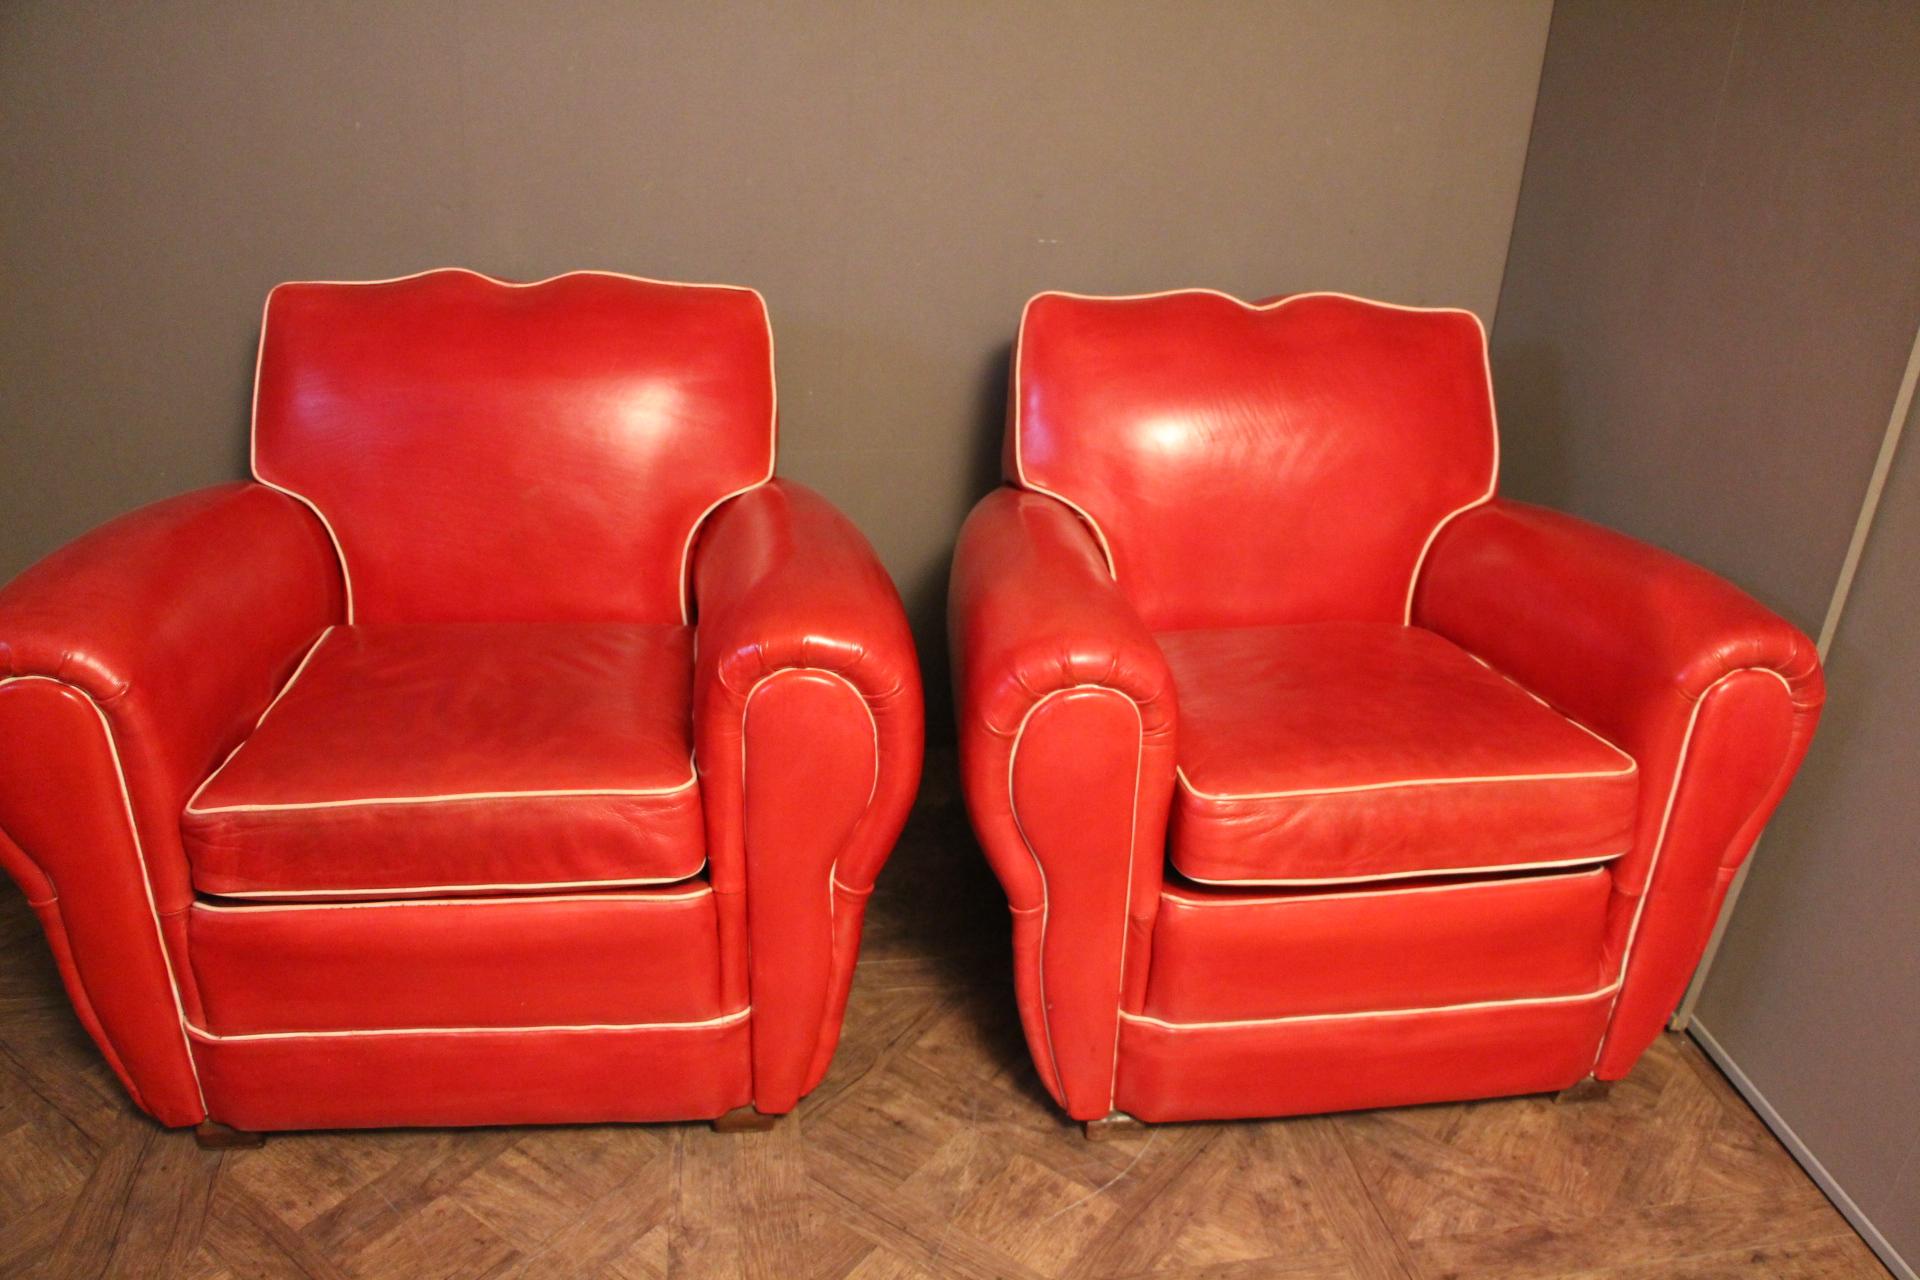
[711,1105,781,1133]
[194,1120,265,1150]
[1554,1077,1614,1104]
[1083,1110,1146,1141]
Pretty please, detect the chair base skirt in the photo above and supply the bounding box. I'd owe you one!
[189,1017,752,1132]
[1113,987,1613,1123]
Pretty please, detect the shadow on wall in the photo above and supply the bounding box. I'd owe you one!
[900,340,1012,745]
[1488,340,1574,508]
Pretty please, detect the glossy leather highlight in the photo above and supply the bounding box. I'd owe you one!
[956,290,1823,1124]
[254,269,774,625]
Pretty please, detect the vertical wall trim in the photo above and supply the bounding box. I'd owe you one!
[1674,314,1920,1028]
[1690,1022,1918,1280]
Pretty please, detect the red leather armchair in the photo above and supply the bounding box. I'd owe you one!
[951,290,1822,1127]
[0,269,922,1136]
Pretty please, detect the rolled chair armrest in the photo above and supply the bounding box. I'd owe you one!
[1414,498,1822,1076]
[950,487,1177,1120]
[691,480,922,1111]
[0,483,344,1122]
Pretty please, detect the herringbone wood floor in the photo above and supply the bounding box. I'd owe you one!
[0,762,1890,1278]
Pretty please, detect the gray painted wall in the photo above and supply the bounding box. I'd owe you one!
[1494,1,1920,1268]
[0,0,1552,731]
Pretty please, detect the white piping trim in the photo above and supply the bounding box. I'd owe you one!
[1160,864,1608,909]
[1005,683,1145,1112]
[184,1005,751,1043]
[247,267,779,628]
[190,886,715,912]
[184,626,334,815]
[1120,980,1620,1031]
[1175,850,1625,889]
[187,779,699,815]
[1174,758,1632,802]
[1459,648,1640,770]
[0,676,207,1110]
[1009,289,1500,610]
[201,871,707,900]
[1592,665,1795,1067]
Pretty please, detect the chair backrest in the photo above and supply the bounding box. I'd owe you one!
[252,269,775,624]
[1010,290,1498,631]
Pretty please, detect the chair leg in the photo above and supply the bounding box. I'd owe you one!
[1083,1111,1146,1141]
[711,1105,781,1133]
[194,1120,265,1150]
[1554,1077,1614,1104]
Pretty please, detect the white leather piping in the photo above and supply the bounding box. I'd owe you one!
[1174,850,1626,889]
[198,873,708,901]
[737,667,882,1020]
[1174,758,1633,801]
[190,886,715,912]
[1005,683,1145,1113]
[0,676,207,1109]
[182,623,702,817]
[1118,981,1620,1031]
[246,267,779,628]
[1159,864,1608,909]
[1461,648,1640,770]
[1591,666,1795,1067]
[1008,288,1501,615]
[184,1005,751,1043]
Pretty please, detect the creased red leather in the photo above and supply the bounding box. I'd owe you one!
[1414,500,1822,1077]
[188,885,726,1033]
[0,484,343,1124]
[1012,291,1494,630]
[254,269,774,625]
[950,488,1177,1120]
[1147,868,1612,1022]
[1159,623,1637,884]
[691,479,922,1113]
[182,623,705,899]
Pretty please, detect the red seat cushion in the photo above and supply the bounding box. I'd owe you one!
[1161,623,1638,885]
[183,623,705,899]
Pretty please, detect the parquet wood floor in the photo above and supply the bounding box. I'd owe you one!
[0,759,1889,1278]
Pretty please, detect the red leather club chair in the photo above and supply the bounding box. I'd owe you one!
[0,268,922,1140]
[951,289,1823,1131]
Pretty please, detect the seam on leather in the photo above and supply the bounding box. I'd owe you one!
[185,1005,752,1042]
[1121,980,1620,1030]
[1159,864,1609,908]
[194,869,709,900]
[251,268,778,629]
[1006,682,1146,1113]
[1175,850,1624,890]
[1592,665,1799,1067]
[0,675,206,1111]
[1459,647,1640,770]
[1175,761,1634,802]
[190,886,715,912]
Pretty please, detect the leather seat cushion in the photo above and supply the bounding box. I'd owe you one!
[183,622,706,899]
[1161,623,1638,885]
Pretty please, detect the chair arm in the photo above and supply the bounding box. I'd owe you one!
[1414,499,1822,1076]
[949,487,1177,1120]
[690,480,922,1111]
[0,483,344,1123]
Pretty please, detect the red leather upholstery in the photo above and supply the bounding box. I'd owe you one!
[254,269,774,625]
[182,623,705,899]
[0,272,920,1133]
[1160,623,1637,885]
[955,290,1822,1124]
[691,480,924,1112]
[1011,291,1494,630]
